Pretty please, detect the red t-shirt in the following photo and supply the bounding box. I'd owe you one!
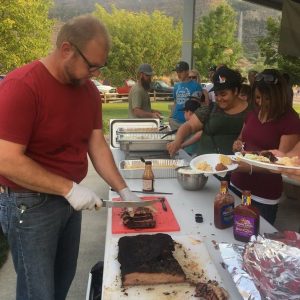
[231,108,300,200]
[0,61,102,187]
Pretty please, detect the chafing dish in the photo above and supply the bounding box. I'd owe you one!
[119,159,187,179]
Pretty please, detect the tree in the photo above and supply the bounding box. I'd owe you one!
[0,0,54,74]
[257,17,300,84]
[93,5,182,85]
[193,2,243,78]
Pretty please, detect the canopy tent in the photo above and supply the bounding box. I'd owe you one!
[243,0,283,11]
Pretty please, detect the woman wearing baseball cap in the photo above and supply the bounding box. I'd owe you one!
[167,66,249,156]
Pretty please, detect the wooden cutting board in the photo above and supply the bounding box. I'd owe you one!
[111,196,180,234]
[102,235,226,300]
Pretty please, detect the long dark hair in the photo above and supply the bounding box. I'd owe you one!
[253,69,289,121]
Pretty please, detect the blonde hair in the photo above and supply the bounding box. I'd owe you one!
[189,69,201,83]
[56,15,111,52]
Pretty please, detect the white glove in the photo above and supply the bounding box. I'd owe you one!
[65,182,103,211]
[118,187,142,202]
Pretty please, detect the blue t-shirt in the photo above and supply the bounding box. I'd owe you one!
[172,80,202,123]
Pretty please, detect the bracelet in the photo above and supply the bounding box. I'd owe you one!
[249,164,253,175]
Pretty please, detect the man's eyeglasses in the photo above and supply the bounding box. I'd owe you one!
[189,76,197,79]
[70,42,107,72]
[255,73,278,85]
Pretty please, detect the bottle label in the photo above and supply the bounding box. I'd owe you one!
[234,215,256,238]
[221,203,234,225]
[143,179,154,191]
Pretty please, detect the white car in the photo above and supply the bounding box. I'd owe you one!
[91,79,117,94]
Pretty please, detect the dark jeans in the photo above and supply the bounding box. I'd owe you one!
[0,190,82,300]
[229,184,278,225]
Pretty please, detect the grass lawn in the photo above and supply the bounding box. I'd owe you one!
[294,103,300,114]
[102,101,300,134]
[102,101,173,134]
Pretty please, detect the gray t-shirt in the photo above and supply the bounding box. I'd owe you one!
[128,83,151,118]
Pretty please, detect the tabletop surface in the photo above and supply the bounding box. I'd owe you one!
[100,149,277,300]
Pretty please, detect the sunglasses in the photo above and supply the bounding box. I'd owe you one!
[255,73,278,84]
[70,42,107,72]
[189,76,197,79]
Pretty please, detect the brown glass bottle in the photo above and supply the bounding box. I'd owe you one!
[233,191,260,242]
[214,181,234,229]
[143,161,154,192]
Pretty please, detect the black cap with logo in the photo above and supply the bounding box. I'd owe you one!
[210,67,242,92]
[173,61,189,72]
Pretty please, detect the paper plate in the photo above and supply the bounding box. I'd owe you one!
[235,152,300,171]
[190,153,238,176]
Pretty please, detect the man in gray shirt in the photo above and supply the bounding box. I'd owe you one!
[128,63,162,118]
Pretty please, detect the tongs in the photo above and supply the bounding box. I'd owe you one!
[159,125,169,132]
[161,129,177,139]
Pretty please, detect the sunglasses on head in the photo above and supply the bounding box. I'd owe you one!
[255,73,278,84]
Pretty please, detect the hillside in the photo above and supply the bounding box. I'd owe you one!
[50,0,280,60]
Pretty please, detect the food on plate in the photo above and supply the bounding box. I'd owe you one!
[195,281,229,300]
[219,154,232,166]
[121,207,156,229]
[196,161,212,172]
[259,151,278,163]
[215,163,227,171]
[277,156,300,167]
[239,151,300,167]
[118,233,186,286]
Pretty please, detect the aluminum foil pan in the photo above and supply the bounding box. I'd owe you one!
[119,159,188,179]
[219,236,300,300]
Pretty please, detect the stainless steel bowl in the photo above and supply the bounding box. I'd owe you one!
[176,166,208,191]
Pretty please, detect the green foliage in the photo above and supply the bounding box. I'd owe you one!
[93,5,182,85]
[193,3,243,77]
[257,17,300,84]
[0,0,54,74]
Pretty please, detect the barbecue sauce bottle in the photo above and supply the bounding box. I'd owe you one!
[143,161,154,192]
[233,191,260,242]
[214,181,234,229]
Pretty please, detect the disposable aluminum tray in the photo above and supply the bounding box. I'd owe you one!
[119,159,187,179]
[117,132,175,152]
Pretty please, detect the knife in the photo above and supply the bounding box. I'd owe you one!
[110,188,173,195]
[101,198,163,208]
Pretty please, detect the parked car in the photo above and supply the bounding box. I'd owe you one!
[150,80,174,99]
[116,79,136,95]
[91,79,117,94]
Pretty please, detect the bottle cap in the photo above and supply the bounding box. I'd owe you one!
[145,161,152,165]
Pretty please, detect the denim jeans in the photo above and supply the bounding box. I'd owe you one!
[0,190,82,300]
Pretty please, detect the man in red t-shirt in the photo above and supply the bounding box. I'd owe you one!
[0,15,141,300]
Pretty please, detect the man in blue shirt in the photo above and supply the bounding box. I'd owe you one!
[169,61,202,130]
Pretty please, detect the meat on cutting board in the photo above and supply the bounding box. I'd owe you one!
[118,233,186,286]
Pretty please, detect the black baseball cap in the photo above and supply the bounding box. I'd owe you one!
[179,100,200,112]
[173,61,189,72]
[138,63,153,76]
[210,67,242,92]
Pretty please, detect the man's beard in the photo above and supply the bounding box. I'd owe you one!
[141,77,151,90]
[65,64,85,86]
